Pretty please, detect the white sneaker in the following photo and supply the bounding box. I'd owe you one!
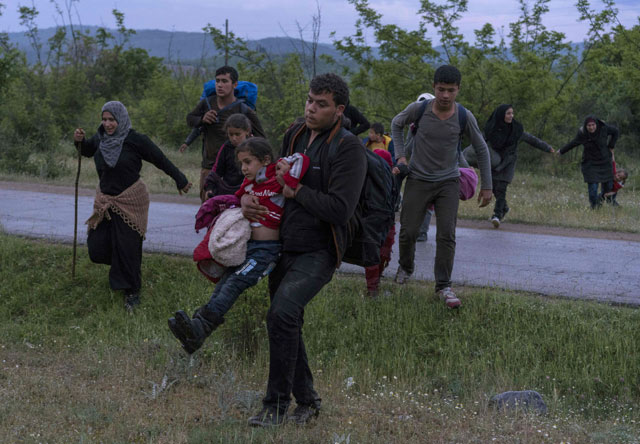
[437,287,461,309]
[491,216,500,228]
[394,266,411,285]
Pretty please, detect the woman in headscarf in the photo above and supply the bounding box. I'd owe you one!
[73,101,192,311]
[464,104,555,228]
[557,116,619,209]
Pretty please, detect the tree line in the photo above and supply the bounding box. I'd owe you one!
[0,0,637,179]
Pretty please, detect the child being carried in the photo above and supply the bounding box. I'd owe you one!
[168,137,309,354]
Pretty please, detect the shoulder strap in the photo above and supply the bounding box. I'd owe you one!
[411,100,430,134]
[328,127,352,160]
[456,103,468,162]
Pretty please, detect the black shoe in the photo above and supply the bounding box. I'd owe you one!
[169,308,223,354]
[248,406,287,427]
[124,292,140,313]
[288,403,320,425]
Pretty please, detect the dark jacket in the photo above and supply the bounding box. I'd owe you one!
[280,117,367,266]
[559,117,618,183]
[343,104,371,136]
[204,141,244,195]
[80,129,188,195]
[186,97,265,169]
[493,131,553,183]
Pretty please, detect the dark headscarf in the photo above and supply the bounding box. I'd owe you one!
[484,104,524,154]
[99,101,132,167]
[582,115,601,141]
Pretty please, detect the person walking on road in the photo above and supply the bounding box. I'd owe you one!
[73,101,192,312]
[391,65,492,308]
[463,104,555,228]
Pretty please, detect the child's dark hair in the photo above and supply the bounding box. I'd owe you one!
[235,137,273,163]
[371,122,384,135]
[434,65,462,86]
[224,113,251,133]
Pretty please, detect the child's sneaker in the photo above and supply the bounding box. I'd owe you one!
[437,287,461,309]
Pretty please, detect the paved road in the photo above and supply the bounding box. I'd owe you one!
[1,188,639,305]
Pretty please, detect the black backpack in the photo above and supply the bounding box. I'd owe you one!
[329,128,398,267]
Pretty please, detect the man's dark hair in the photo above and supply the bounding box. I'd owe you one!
[371,122,384,135]
[433,65,461,86]
[309,73,349,106]
[216,66,239,83]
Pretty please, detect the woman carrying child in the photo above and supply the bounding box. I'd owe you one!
[73,101,192,311]
[168,138,309,354]
[203,113,252,199]
[557,116,619,209]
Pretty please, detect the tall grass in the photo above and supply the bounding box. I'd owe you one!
[1,234,639,442]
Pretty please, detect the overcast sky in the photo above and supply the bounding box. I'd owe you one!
[2,0,638,44]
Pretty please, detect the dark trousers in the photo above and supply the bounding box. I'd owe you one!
[87,210,143,292]
[492,179,510,219]
[589,181,613,208]
[263,249,335,413]
[206,240,281,317]
[398,177,459,291]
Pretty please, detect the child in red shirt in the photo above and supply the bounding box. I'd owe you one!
[169,138,309,354]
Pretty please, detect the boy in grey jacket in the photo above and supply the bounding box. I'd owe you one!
[391,65,492,308]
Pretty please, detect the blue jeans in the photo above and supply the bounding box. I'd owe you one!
[587,182,613,208]
[205,240,281,317]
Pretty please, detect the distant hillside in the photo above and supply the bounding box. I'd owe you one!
[6,26,349,65]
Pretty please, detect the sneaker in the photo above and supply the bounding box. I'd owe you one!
[491,216,500,228]
[437,287,461,309]
[416,232,428,242]
[394,266,411,285]
[124,292,140,312]
[289,403,320,425]
[248,406,287,427]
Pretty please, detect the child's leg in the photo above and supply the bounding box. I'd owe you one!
[205,241,281,317]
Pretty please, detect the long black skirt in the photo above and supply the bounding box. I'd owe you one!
[87,210,143,292]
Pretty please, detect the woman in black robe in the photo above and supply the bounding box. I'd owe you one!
[464,104,555,227]
[558,116,619,209]
[73,101,192,311]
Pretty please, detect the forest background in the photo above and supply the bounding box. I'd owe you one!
[0,0,638,183]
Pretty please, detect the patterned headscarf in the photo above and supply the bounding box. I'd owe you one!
[99,101,131,167]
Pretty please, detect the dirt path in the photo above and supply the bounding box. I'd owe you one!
[3,180,639,243]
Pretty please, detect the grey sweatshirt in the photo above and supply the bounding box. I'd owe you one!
[392,100,492,190]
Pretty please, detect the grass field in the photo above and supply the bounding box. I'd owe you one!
[1,234,639,443]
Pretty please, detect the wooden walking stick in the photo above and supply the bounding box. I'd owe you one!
[72,140,82,278]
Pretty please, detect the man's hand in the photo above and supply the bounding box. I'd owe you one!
[179,182,193,195]
[283,184,301,199]
[202,110,218,125]
[73,128,85,143]
[178,143,188,153]
[392,156,407,175]
[276,159,291,186]
[477,189,492,207]
[241,193,268,222]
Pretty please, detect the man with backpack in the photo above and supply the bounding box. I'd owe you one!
[240,73,366,427]
[186,66,266,201]
[391,65,492,308]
